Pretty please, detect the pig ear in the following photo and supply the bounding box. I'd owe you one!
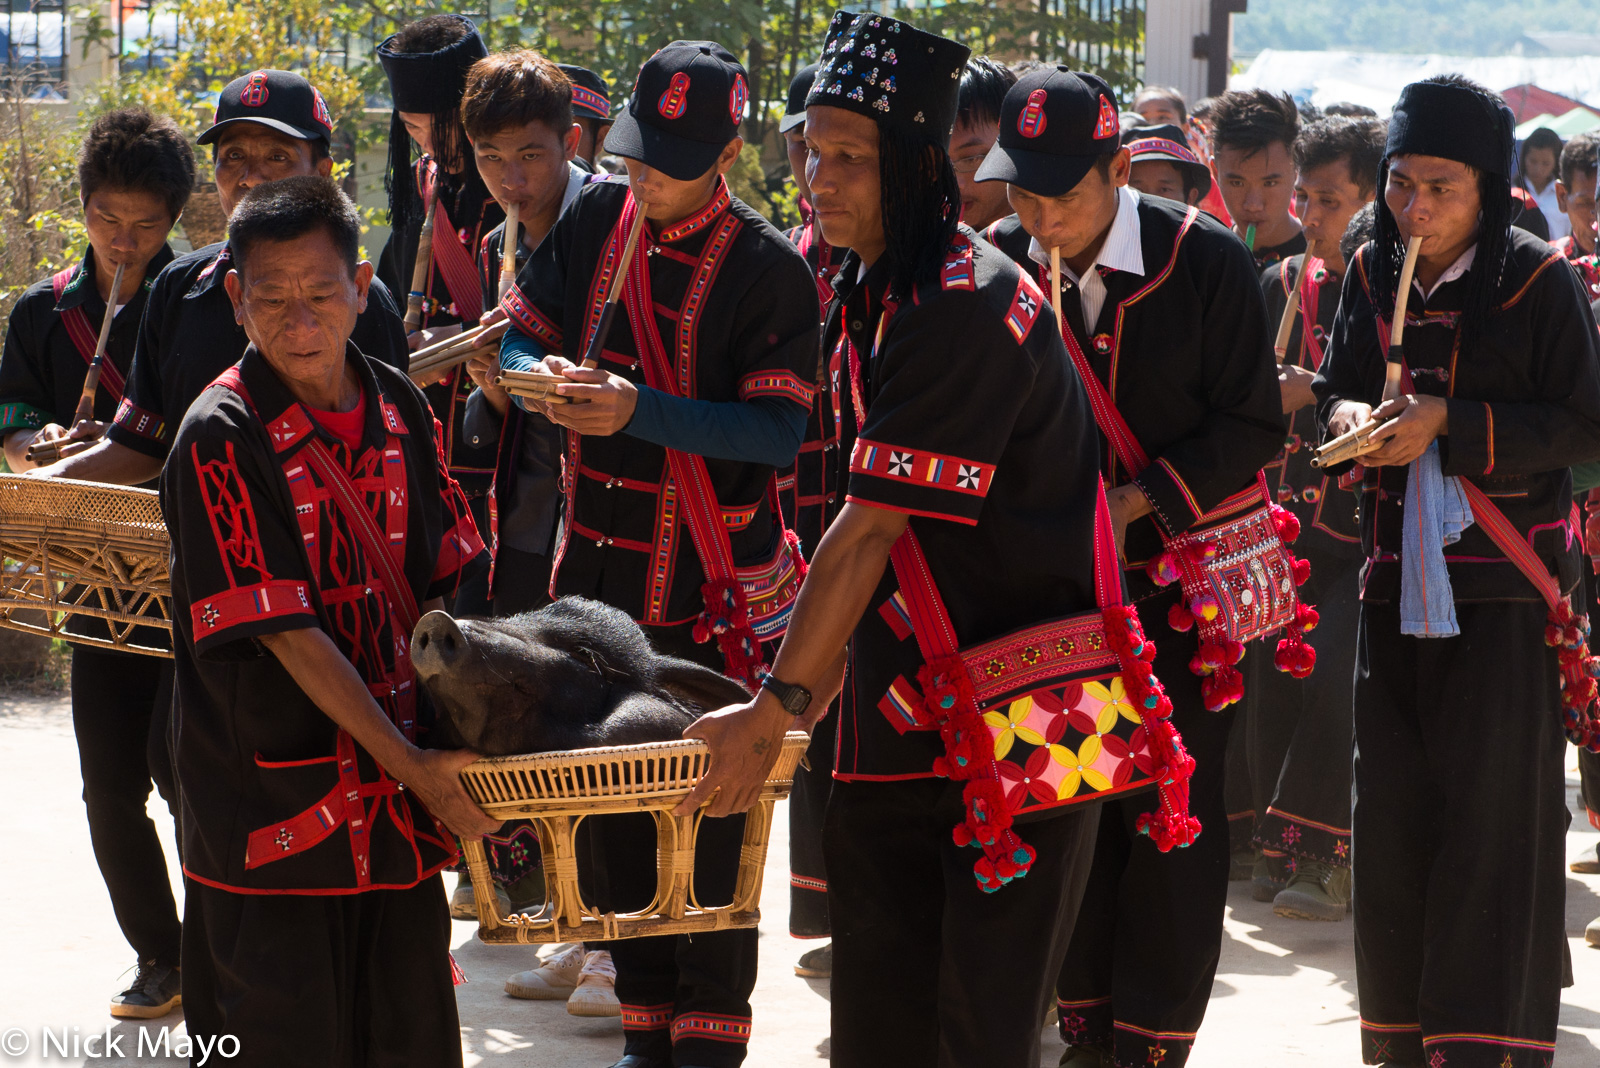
[654,656,752,711]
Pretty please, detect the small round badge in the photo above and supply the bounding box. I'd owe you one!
[1092,333,1112,355]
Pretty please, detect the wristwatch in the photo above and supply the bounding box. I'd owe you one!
[759,672,813,718]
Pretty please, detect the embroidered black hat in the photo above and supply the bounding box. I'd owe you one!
[377,14,487,113]
[974,67,1123,197]
[560,65,613,123]
[1386,79,1514,177]
[1123,123,1212,197]
[197,69,335,146]
[805,11,970,146]
[604,41,747,182]
[779,63,820,134]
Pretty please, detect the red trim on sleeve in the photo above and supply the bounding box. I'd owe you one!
[431,515,486,585]
[500,284,564,350]
[190,579,314,637]
[738,370,816,408]
[113,397,166,443]
[849,438,995,498]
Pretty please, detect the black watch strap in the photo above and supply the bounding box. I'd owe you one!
[760,672,813,717]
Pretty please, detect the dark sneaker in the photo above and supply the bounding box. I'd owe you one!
[1060,1046,1110,1067]
[795,942,832,978]
[1273,860,1351,921]
[109,961,181,1019]
[1251,854,1286,902]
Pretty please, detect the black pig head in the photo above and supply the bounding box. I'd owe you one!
[411,596,751,756]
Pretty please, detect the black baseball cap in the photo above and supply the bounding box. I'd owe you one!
[1123,123,1212,197]
[975,67,1122,197]
[197,69,335,147]
[560,65,613,123]
[604,41,746,182]
[779,63,819,134]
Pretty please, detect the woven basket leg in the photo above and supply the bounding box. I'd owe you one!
[662,811,697,920]
[731,800,773,914]
[547,815,585,932]
[462,838,502,933]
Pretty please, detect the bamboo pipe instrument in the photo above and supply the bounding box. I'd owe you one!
[26,261,126,465]
[407,320,509,378]
[499,196,650,406]
[403,189,437,335]
[579,201,649,370]
[1311,236,1424,468]
[498,201,520,304]
[1050,245,1063,327]
[1273,285,1301,364]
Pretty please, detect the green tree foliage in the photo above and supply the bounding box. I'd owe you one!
[1236,0,1598,57]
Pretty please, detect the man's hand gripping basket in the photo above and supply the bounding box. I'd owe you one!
[457,732,810,944]
[0,475,171,656]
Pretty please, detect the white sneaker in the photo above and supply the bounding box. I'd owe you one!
[505,943,586,1000]
[565,950,621,1017]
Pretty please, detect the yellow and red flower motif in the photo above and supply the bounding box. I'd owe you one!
[984,693,1070,759]
[989,677,1160,809]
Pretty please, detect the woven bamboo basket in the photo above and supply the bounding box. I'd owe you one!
[0,476,172,656]
[458,732,810,944]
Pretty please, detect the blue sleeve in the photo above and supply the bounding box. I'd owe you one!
[624,389,806,467]
[499,326,547,413]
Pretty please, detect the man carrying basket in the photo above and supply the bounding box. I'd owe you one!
[162,176,494,1065]
[677,13,1199,1066]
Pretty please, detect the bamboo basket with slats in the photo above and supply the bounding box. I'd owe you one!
[458,732,810,944]
[0,475,171,656]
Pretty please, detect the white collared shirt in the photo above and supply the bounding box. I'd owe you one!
[1027,185,1145,329]
[1418,244,1476,300]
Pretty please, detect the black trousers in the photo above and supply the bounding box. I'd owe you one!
[1056,587,1233,1068]
[584,623,759,1068]
[825,777,1098,1068]
[788,704,835,939]
[181,875,461,1068]
[1248,552,1361,874]
[70,645,181,967]
[1353,600,1565,1068]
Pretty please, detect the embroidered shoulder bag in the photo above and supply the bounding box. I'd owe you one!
[1058,324,1318,712]
[887,478,1200,891]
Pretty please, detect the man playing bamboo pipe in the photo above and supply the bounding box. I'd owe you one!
[1209,89,1306,269]
[1243,115,1384,920]
[496,40,818,1068]
[975,67,1283,1068]
[674,18,1193,1065]
[1314,75,1600,1068]
[0,107,193,1020]
[30,69,409,488]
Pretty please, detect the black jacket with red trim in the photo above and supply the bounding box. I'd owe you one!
[162,345,486,893]
[108,241,409,461]
[501,178,819,627]
[1314,228,1600,603]
[830,228,1105,780]
[1261,253,1363,559]
[985,197,1285,599]
[1,245,172,439]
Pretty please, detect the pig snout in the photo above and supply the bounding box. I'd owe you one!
[412,611,468,681]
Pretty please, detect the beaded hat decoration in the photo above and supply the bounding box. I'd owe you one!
[805,10,970,146]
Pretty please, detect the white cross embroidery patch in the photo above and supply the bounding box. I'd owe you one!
[1017,291,1037,317]
[888,452,914,477]
[957,465,983,489]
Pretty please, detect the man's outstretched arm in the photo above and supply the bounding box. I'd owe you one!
[674,501,909,818]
